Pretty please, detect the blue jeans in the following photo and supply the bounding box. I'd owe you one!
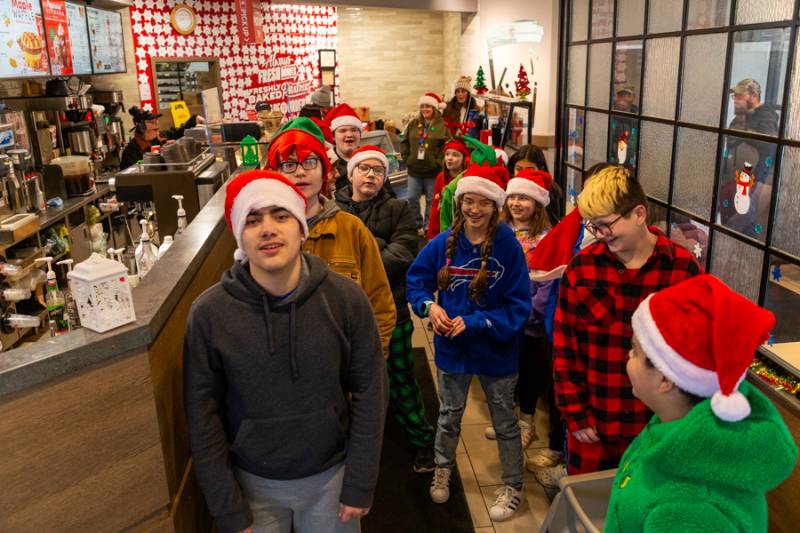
[234,463,359,533]
[435,370,524,489]
[407,174,435,230]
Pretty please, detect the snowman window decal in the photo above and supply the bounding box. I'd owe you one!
[734,161,755,215]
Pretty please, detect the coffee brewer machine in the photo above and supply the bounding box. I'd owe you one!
[91,90,125,171]
[0,94,97,166]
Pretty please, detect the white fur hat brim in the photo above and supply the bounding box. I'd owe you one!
[330,115,363,131]
[230,180,308,262]
[419,95,446,111]
[347,149,389,177]
[506,177,550,207]
[455,175,506,208]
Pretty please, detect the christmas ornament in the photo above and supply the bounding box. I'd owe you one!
[474,66,488,95]
[617,130,630,166]
[692,242,703,259]
[515,64,531,101]
[734,161,755,215]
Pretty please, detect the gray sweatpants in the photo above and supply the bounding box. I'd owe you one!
[234,463,360,533]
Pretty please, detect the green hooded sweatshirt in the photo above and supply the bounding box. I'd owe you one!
[604,380,798,533]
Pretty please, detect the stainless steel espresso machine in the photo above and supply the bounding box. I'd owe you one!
[111,148,229,238]
[0,94,97,166]
[90,90,125,171]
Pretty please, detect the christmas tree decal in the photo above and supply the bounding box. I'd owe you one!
[474,66,488,95]
[515,64,531,100]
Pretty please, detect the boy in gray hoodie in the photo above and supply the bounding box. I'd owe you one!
[184,170,388,533]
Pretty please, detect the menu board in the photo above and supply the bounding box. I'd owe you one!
[64,2,90,75]
[0,0,50,79]
[41,0,71,75]
[87,6,124,74]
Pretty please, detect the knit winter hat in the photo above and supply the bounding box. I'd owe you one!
[267,117,332,176]
[347,145,389,177]
[419,92,446,111]
[443,138,470,161]
[456,162,507,208]
[324,103,363,131]
[506,169,553,207]
[632,274,775,422]
[225,170,308,261]
[455,76,472,92]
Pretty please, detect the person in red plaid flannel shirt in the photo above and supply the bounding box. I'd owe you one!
[552,165,702,477]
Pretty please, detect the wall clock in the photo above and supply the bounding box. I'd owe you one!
[171,3,197,36]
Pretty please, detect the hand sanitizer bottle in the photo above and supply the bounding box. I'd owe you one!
[172,195,187,235]
[135,219,158,278]
[57,259,81,330]
[34,257,68,336]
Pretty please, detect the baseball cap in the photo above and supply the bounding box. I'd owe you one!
[730,78,761,95]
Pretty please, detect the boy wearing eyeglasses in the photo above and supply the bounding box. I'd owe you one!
[334,145,437,474]
[552,164,701,477]
[267,118,397,356]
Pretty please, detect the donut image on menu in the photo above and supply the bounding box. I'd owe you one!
[17,31,43,68]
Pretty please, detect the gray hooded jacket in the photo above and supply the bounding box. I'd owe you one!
[184,253,387,532]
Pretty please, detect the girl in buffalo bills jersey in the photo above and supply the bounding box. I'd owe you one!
[406,154,531,522]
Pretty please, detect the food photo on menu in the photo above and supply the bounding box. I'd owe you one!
[0,0,50,78]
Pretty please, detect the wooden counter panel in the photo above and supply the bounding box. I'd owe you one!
[147,230,235,531]
[766,392,800,532]
[0,350,169,532]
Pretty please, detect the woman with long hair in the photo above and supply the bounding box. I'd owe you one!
[406,155,531,522]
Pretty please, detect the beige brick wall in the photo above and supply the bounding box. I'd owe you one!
[337,7,446,124]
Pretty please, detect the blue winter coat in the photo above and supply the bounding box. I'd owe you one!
[406,223,532,376]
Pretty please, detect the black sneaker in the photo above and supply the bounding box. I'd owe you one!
[413,446,436,473]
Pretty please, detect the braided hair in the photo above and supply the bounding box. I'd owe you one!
[437,197,501,305]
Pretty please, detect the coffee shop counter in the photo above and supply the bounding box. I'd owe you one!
[0,179,238,531]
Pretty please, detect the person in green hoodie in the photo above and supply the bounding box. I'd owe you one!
[603,274,797,533]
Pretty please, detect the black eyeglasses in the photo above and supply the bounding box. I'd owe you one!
[355,163,386,177]
[279,157,320,174]
[585,206,635,237]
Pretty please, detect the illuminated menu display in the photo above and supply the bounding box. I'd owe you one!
[0,0,50,79]
[64,2,90,75]
[41,0,71,75]
[87,6,124,74]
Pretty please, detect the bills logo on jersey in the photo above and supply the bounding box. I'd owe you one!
[447,257,505,291]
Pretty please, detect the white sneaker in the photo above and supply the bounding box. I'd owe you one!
[533,464,568,490]
[484,425,497,439]
[519,415,536,449]
[489,485,524,522]
[430,466,452,503]
[526,448,564,470]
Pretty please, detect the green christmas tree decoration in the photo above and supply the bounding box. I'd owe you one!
[515,64,531,101]
[474,66,488,95]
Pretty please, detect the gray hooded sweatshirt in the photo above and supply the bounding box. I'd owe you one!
[184,253,388,532]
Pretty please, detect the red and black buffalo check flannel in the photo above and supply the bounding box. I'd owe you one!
[553,228,702,440]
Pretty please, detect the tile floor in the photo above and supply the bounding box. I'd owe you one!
[410,314,555,532]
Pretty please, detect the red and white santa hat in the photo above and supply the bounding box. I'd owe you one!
[324,103,363,132]
[419,92,446,111]
[506,169,553,207]
[632,274,775,422]
[225,170,308,262]
[494,147,509,166]
[455,162,507,208]
[347,144,389,177]
[528,208,584,280]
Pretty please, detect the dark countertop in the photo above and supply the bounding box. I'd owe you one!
[0,166,247,398]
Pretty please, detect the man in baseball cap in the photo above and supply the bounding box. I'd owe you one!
[729,78,778,135]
